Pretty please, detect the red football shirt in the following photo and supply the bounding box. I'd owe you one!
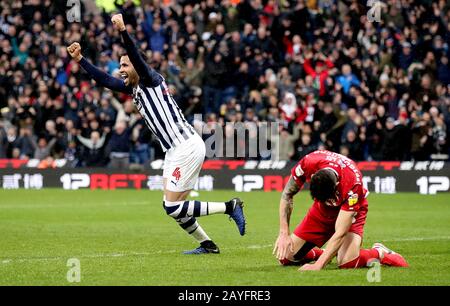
[291,150,368,213]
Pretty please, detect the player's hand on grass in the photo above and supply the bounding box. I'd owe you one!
[67,42,82,62]
[111,14,126,31]
[299,263,321,271]
[273,234,294,260]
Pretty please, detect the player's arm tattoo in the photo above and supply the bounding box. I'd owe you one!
[280,176,300,226]
[281,176,300,203]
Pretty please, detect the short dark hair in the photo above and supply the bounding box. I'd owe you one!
[120,50,148,63]
[310,169,337,202]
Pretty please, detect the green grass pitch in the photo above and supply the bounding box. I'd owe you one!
[0,189,449,286]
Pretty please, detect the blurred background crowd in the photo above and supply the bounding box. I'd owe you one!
[0,0,449,168]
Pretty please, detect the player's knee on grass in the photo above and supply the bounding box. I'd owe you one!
[279,258,297,266]
[279,241,317,266]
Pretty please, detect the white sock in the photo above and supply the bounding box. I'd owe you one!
[191,225,211,243]
[205,201,227,215]
[177,216,211,243]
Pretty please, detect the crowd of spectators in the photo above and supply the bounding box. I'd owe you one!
[0,0,449,167]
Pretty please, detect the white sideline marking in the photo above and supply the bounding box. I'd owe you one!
[2,237,449,265]
[0,201,150,209]
[382,236,450,242]
[247,244,272,249]
[0,244,272,264]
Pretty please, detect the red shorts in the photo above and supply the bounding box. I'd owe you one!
[293,199,368,247]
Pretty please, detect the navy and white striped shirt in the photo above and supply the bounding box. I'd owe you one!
[132,81,195,151]
[79,30,195,151]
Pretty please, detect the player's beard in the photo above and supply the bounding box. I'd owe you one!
[125,72,139,86]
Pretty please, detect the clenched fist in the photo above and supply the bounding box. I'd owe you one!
[111,14,126,31]
[67,42,82,62]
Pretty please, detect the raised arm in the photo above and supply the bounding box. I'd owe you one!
[79,57,133,94]
[76,134,94,149]
[97,133,107,148]
[67,42,132,94]
[47,138,57,150]
[303,58,315,76]
[111,14,162,87]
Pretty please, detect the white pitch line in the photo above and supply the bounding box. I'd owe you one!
[0,202,151,209]
[2,237,449,265]
[382,236,450,242]
[0,244,273,264]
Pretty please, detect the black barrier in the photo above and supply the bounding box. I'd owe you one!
[0,161,449,194]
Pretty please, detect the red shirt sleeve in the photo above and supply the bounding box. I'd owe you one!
[325,59,334,69]
[303,59,316,77]
[340,184,364,212]
[290,155,314,190]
